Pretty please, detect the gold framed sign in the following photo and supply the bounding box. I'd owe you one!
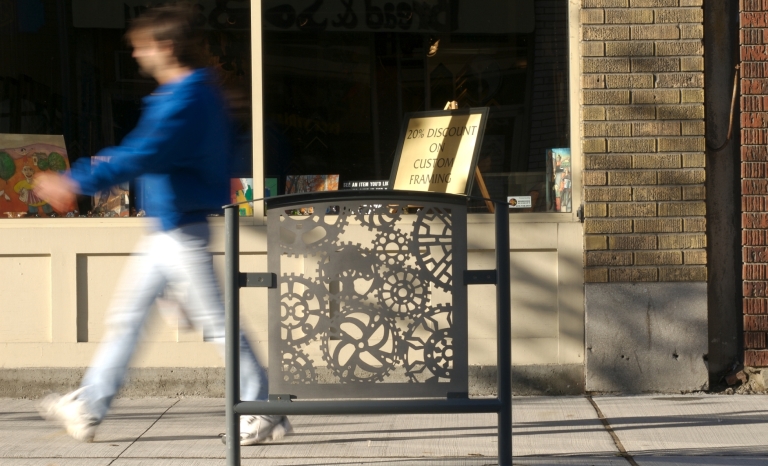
[389,107,489,195]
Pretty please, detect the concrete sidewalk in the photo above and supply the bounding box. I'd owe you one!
[2,395,768,465]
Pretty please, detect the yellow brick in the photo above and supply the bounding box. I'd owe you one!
[635,251,683,266]
[654,8,704,24]
[584,138,608,153]
[586,235,608,250]
[605,74,654,89]
[584,57,631,73]
[680,24,704,39]
[606,106,656,120]
[605,41,654,56]
[585,90,631,105]
[583,42,606,57]
[684,250,707,265]
[632,90,680,104]
[658,137,705,152]
[684,217,706,232]
[632,121,681,136]
[581,9,605,24]
[587,251,634,266]
[682,153,706,168]
[682,185,706,200]
[631,24,680,40]
[634,218,683,233]
[608,138,656,153]
[681,89,705,103]
[584,106,607,120]
[633,154,681,169]
[583,75,606,89]
[585,187,633,201]
[584,122,633,137]
[681,57,704,72]
[606,9,654,24]
[658,234,707,249]
[658,169,705,184]
[609,202,657,217]
[609,171,657,185]
[584,26,631,41]
[585,268,609,283]
[584,171,608,186]
[658,104,705,120]
[585,155,633,169]
[633,186,682,201]
[632,57,680,73]
[659,266,707,281]
[658,202,706,216]
[585,203,608,217]
[586,0,629,5]
[682,121,705,135]
[585,218,633,233]
[655,40,705,56]
[610,267,659,282]
[609,235,658,250]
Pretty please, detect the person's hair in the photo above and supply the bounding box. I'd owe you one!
[126,5,204,68]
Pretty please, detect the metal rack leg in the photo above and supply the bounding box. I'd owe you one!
[225,206,241,466]
[496,203,512,466]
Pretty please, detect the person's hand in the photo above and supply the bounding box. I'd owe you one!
[34,172,78,212]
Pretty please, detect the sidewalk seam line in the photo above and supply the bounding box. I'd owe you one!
[108,397,181,464]
[586,395,640,466]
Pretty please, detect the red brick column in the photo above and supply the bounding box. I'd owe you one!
[741,0,768,366]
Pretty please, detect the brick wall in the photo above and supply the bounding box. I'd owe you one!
[741,0,768,367]
[581,0,707,283]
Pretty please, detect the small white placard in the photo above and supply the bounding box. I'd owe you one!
[507,196,532,209]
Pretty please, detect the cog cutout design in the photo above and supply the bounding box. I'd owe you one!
[280,346,317,384]
[278,206,349,256]
[317,242,382,299]
[321,302,399,383]
[402,304,454,382]
[279,274,329,347]
[372,230,410,267]
[354,204,402,231]
[409,208,453,291]
[377,267,429,319]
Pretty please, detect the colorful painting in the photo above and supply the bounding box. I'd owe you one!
[92,156,130,217]
[0,134,76,217]
[547,148,571,213]
[264,178,278,198]
[285,175,339,194]
[285,175,340,215]
[231,178,253,217]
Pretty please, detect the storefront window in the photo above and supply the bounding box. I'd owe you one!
[262,0,570,212]
[0,0,252,217]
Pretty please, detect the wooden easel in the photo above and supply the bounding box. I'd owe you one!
[444,101,495,213]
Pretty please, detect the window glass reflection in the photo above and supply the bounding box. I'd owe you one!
[263,0,570,212]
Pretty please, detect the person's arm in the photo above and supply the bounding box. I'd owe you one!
[70,95,198,195]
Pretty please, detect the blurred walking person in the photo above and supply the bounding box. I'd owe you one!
[34,6,290,446]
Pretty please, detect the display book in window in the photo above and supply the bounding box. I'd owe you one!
[546,148,571,213]
[91,156,130,217]
[0,134,77,217]
[284,175,339,215]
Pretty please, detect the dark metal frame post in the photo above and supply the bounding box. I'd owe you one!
[495,202,512,465]
[224,206,241,466]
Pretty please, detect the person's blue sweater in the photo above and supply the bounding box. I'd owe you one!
[68,68,232,231]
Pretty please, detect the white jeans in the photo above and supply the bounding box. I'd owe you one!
[80,223,267,420]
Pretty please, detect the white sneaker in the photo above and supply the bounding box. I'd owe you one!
[37,387,100,442]
[220,415,293,445]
